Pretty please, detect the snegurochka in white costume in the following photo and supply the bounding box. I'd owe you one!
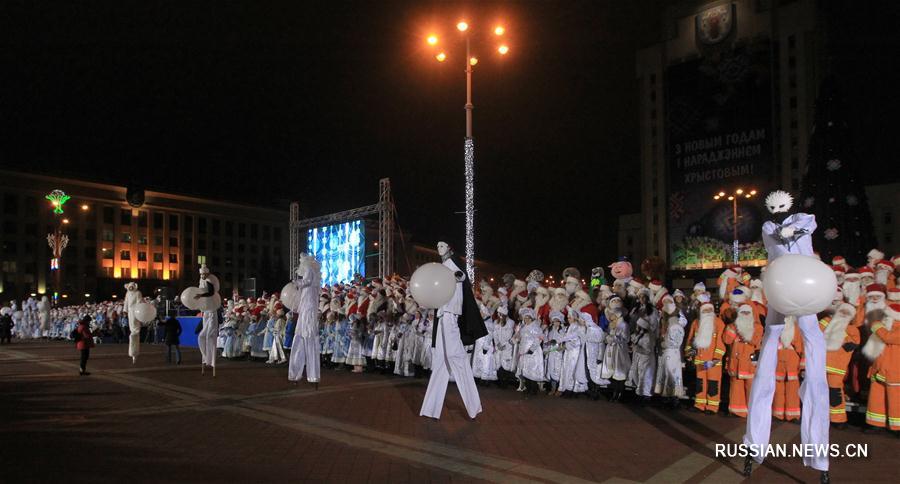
[288,254,322,387]
[420,240,488,420]
[196,264,220,376]
[743,191,830,483]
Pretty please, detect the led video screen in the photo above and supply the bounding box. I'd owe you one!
[307,220,365,285]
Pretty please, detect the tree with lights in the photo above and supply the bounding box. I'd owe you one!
[798,77,877,266]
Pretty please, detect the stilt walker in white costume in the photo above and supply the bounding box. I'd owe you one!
[420,240,488,420]
[124,282,142,364]
[195,264,220,376]
[288,254,322,387]
[743,191,830,483]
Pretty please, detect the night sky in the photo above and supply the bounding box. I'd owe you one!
[2,1,898,274]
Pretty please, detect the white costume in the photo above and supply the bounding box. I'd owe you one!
[626,313,658,397]
[197,266,221,371]
[584,315,609,387]
[38,296,51,337]
[471,325,497,381]
[493,311,516,374]
[267,313,288,364]
[416,312,434,370]
[558,317,588,393]
[124,282,142,363]
[517,313,545,383]
[288,255,322,383]
[654,310,687,398]
[600,316,631,381]
[420,243,483,420]
[744,192,829,473]
[544,318,565,384]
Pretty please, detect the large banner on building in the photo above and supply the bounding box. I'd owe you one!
[666,40,773,270]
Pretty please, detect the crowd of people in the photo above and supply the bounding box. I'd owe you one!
[2,247,898,436]
[0,296,171,344]
[200,246,900,435]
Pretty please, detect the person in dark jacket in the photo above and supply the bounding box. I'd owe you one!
[163,316,182,364]
[74,316,95,375]
[0,311,14,344]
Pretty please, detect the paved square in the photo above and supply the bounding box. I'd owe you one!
[2,341,896,483]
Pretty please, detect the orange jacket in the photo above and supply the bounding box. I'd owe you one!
[819,316,860,377]
[870,322,900,384]
[685,317,726,365]
[776,325,804,380]
[722,322,762,379]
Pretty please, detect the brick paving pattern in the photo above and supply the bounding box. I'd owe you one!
[2,340,897,483]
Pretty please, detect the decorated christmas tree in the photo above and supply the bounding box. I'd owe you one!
[798,77,877,266]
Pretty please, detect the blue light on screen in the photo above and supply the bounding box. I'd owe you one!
[307,220,364,285]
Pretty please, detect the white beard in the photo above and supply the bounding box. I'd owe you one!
[735,313,755,342]
[779,317,796,348]
[866,300,886,315]
[862,316,895,361]
[843,281,861,304]
[571,294,590,311]
[875,270,889,285]
[367,293,386,318]
[549,295,568,312]
[750,288,765,304]
[824,313,853,351]
[693,313,715,350]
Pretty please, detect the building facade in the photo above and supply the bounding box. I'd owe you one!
[636,0,824,271]
[866,183,900,258]
[0,170,289,303]
[617,213,646,266]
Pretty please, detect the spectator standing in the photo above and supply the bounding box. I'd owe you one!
[164,316,183,364]
[74,316,95,375]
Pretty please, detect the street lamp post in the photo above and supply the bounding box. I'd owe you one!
[714,188,757,265]
[45,190,72,302]
[426,21,509,282]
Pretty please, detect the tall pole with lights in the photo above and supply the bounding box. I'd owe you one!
[45,190,71,301]
[713,188,757,265]
[427,21,509,282]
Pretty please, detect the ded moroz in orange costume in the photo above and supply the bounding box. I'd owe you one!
[818,303,860,424]
[685,296,726,413]
[862,302,900,432]
[722,304,763,417]
[773,315,804,421]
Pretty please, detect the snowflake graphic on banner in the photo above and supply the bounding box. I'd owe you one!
[803,196,815,208]
[846,195,858,206]
[824,228,839,240]
[826,158,842,171]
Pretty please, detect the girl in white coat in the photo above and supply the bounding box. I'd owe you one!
[544,310,565,394]
[558,309,588,397]
[471,305,497,382]
[517,308,545,394]
[492,307,516,385]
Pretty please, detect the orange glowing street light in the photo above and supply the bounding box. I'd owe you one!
[713,187,758,264]
[422,19,513,282]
